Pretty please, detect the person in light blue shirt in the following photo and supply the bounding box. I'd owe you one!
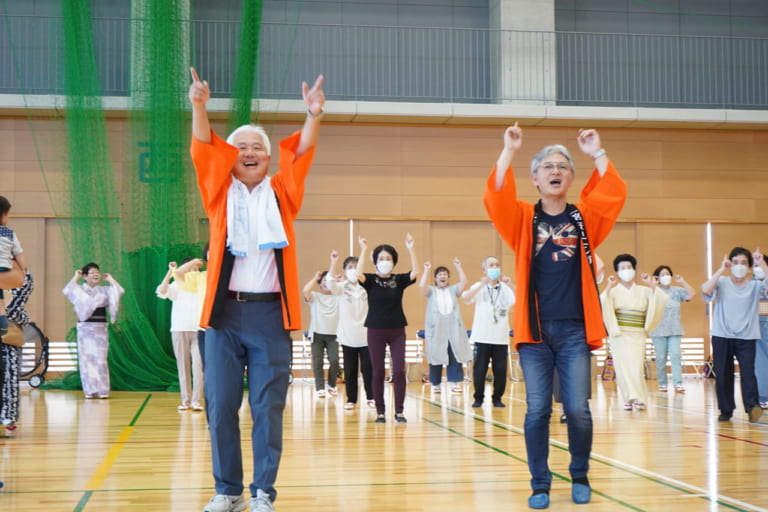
[649,265,695,393]
[701,247,768,423]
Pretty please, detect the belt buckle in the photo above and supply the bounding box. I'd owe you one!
[235,291,246,302]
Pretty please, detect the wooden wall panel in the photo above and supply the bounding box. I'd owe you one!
[423,221,501,331]
[294,219,350,338]
[45,218,70,340]
[4,116,768,346]
[711,224,768,266]
[353,220,430,339]
[595,223,637,273]
[636,223,710,343]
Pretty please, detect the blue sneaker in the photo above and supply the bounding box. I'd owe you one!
[572,483,591,504]
[528,493,550,509]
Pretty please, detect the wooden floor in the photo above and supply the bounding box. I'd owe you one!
[1,375,767,512]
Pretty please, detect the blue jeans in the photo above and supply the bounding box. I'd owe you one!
[429,344,463,386]
[519,319,593,491]
[651,335,682,387]
[204,297,292,502]
[757,319,768,403]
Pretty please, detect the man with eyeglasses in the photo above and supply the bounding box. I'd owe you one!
[483,123,626,509]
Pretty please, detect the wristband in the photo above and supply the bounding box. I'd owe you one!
[591,148,606,160]
[307,108,324,119]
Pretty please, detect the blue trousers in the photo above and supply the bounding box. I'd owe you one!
[204,298,291,502]
[429,343,463,386]
[518,319,593,491]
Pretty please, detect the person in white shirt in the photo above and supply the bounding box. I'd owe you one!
[327,250,374,409]
[303,269,340,397]
[157,259,204,411]
[461,256,515,408]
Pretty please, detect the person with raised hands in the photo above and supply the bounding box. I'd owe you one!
[461,256,515,408]
[189,66,325,512]
[418,258,471,394]
[356,233,418,424]
[326,250,374,410]
[601,254,668,412]
[483,122,626,509]
[702,247,768,423]
[649,265,696,394]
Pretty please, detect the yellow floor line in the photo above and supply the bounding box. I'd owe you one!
[85,426,135,491]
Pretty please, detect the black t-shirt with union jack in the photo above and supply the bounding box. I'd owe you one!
[533,210,584,321]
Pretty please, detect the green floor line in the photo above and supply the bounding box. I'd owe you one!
[415,393,754,512]
[72,490,93,512]
[130,393,153,426]
[421,416,643,512]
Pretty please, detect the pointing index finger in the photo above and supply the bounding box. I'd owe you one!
[190,67,200,83]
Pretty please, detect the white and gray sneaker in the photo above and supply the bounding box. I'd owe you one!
[249,490,275,512]
[203,494,247,512]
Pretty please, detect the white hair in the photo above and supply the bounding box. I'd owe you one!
[226,124,271,155]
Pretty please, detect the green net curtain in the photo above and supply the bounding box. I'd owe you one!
[4,0,278,391]
[55,0,219,391]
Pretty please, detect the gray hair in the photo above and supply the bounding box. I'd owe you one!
[530,144,575,175]
[226,124,272,155]
[481,255,498,269]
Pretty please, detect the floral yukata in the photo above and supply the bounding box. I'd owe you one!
[63,279,124,397]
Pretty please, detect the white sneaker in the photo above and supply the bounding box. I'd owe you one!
[249,490,275,512]
[203,494,246,512]
[451,385,462,393]
[326,387,338,396]
[366,399,376,408]
[344,402,355,410]
[315,389,326,398]
[432,386,441,393]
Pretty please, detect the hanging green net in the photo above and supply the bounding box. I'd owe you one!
[54,0,198,390]
[2,0,293,391]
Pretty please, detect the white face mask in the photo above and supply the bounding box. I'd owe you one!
[376,260,394,275]
[617,269,635,282]
[753,266,766,280]
[345,268,358,282]
[659,275,672,286]
[731,265,749,279]
[731,264,749,279]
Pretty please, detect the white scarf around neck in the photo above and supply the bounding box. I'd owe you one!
[226,175,288,257]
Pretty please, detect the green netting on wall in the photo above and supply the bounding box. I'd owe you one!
[229,0,263,134]
[52,0,217,391]
[4,0,297,391]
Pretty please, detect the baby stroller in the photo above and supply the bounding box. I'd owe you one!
[19,321,49,388]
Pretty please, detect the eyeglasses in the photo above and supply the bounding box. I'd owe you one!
[538,162,571,173]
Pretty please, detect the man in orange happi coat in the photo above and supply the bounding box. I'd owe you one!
[484,123,626,509]
[189,67,325,512]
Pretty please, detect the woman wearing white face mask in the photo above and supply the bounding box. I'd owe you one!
[702,247,768,423]
[601,254,668,411]
[356,234,418,423]
[648,266,696,393]
[326,250,374,410]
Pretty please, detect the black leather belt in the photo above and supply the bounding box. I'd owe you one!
[227,291,281,302]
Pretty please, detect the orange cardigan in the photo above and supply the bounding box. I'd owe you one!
[483,162,626,350]
[190,130,315,331]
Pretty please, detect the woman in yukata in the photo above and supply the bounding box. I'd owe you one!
[601,254,667,411]
[63,262,124,398]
